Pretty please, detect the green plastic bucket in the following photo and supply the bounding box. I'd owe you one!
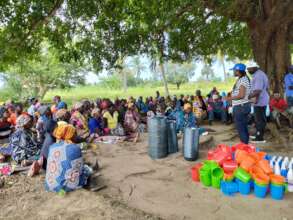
[211,167,224,189]
[203,160,218,170]
[200,168,211,187]
[234,168,251,183]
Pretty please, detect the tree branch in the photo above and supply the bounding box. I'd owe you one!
[202,0,257,22]
[25,0,64,38]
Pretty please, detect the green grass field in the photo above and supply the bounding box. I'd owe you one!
[44,79,235,105]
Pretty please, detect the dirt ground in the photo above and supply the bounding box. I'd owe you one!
[1,123,293,220]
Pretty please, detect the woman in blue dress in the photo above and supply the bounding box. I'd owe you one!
[45,124,91,192]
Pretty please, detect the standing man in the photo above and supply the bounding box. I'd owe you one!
[248,61,269,143]
[284,65,293,108]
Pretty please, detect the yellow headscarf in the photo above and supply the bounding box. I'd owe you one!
[128,102,134,109]
[53,124,76,143]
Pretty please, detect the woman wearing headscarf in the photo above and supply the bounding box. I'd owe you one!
[45,124,92,192]
[192,95,207,124]
[9,115,41,165]
[36,105,53,143]
[55,109,71,125]
[0,108,12,162]
[103,104,123,135]
[88,108,104,136]
[70,102,90,140]
[174,103,207,135]
[30,109,69,174]
[124,103,140,142]
[0,107,12,144]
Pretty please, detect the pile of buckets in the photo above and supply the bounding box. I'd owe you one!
[191,143,287,200]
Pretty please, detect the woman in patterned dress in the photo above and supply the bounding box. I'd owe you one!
[70,102,90,140]
[10,114,41,165]
[45,124,91,192]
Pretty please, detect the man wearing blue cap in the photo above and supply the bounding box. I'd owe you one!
[284,65,293,108]
[226,63,251,144]
[247,62,269,143]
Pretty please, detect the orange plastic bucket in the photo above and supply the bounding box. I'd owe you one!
[250,165,265,176]
[249,152,260,162]
[235,150,248,164]
[256,152,266,160]
[250,164,269,185]
[240,155,256,171]
[270,174,285,185]
[257,160,273,174]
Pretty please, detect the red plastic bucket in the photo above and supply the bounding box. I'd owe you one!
[223,161,238,173]
[191,163,203,182]
[207,150,214,160]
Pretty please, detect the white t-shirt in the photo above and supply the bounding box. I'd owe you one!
[232,76,251,106]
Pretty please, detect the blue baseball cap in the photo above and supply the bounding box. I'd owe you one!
[230,63,246,71]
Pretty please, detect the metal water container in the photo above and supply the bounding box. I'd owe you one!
[167,120,178,154]
[148,116,168,159]
[183,127,200,161]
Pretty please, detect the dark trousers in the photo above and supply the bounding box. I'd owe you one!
[208,109,227,122]
[233,103,251,144]
[254,106,267,140]
[287,96,293,108]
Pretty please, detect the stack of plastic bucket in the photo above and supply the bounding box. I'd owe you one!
[254,179,269,199]
[211,166,224,189]
[236,179,252,195]
[270,174,285,200]
[220,180,238,196]
[199,160,219,187]
[249,165,270,199]
[234,168,252,195]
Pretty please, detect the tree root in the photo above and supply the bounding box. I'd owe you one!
[266,123,287,147]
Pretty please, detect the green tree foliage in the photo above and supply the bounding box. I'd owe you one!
[100,70,142,90]
[99,74,122,90]
[1,0,291,91]
[166,62,195,89]
[2,46,86,100]
[0,0,251,70]
[203,0,293,91]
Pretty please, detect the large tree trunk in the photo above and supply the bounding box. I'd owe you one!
[39,85,49,100]
[204,0,293,92]
[248,22,291,93]
[220,56,227,82]
[159,62,170,97]
[122,70,127,93]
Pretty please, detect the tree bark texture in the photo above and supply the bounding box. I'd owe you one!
[243,0,293,92]
[247,21,291,92]
[159,62,170,97]
[123,70,127,93]
[204,0,293,92]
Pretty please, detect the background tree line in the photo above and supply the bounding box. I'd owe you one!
[0,0,291,99]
